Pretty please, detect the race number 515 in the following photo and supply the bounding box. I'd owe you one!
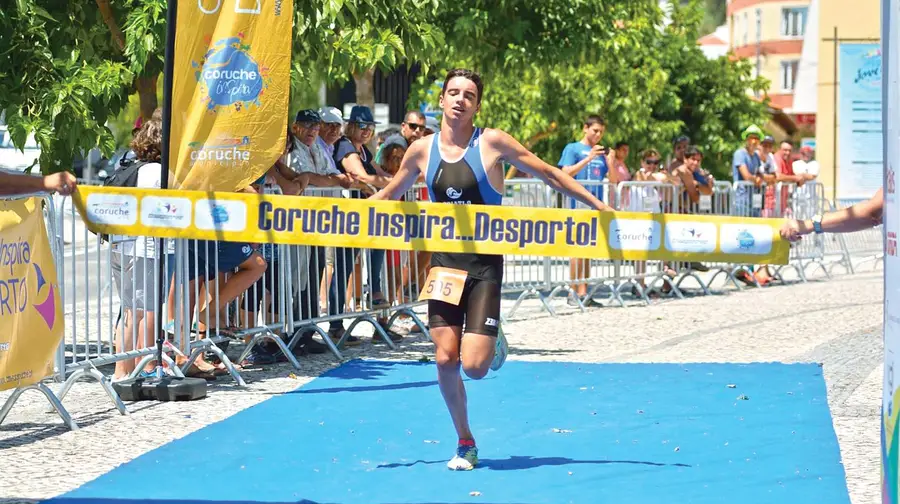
[419,267,468,306]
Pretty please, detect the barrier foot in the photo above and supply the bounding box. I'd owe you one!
[288,324,344,361]
[386,308,429,340]
[346,314,398,350]
[53,368,129,417]
[1,383,78,431]
[199,341,248,387]
[506,288,554,319]
[675,272,711,296]
[259,330,303,371]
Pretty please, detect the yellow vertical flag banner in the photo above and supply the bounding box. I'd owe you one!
[0,198,63,392]
[169,0,293,192]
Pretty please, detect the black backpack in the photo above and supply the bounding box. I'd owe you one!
[103,156,148,190]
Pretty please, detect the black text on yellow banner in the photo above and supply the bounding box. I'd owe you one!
[72,186,790,265]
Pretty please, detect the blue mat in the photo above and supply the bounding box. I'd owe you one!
[46,360,850,504]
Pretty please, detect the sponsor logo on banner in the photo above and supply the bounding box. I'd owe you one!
[852,47,882,88]
[609,219,660,251]
[665,222,717,253]
[195,199,247,232]
[194,34,270,112]
[889,231,898,257]
[85,194,138,226]
[720,224,773,255]
[188,136,252,167]
[141,196,192,229]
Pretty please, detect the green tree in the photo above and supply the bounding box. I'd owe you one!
[0,0,442,175]
[409,0,768,179]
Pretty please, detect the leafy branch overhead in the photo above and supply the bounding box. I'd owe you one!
[0,0,768,180]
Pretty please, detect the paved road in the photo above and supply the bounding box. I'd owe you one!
[0,266,884,504]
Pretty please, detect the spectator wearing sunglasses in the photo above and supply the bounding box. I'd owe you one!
[374,110,427,165]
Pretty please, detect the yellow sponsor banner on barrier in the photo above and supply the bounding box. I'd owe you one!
[73,186,790,265]
[0,198,64,391]
[169,0,293,192]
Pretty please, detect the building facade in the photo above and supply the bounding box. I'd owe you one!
[727,0,812,111]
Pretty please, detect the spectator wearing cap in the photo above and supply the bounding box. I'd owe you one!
[284,109,353,189]
[329,105,399,346]
[732,125,765,285]
[374,110,426,165]
[424,116,440,136]
[733,125,764,214]
[792,146,819,181]
[316,106,346,175]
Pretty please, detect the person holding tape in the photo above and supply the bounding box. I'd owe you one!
[370,68,611,471]
[780,188,883,240]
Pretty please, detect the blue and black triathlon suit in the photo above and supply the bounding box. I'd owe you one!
[425,127,503,337]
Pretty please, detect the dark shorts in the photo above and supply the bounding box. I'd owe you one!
[185,240,257,281]
[428,277,501,337]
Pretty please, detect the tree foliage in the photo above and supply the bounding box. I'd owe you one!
[409,0,769,179]
[0,0,767,179]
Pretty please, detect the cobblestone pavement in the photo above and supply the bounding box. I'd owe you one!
[0,270,884,504]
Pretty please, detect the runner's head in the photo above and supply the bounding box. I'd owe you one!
[440,68,483,124]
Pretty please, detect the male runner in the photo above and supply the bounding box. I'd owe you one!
[371,68,611,470]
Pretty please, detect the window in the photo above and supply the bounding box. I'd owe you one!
[780,60,799,91]
[781,7,808,37]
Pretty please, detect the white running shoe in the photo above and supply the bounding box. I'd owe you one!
[447,444,478,470]
[490,325,508,371]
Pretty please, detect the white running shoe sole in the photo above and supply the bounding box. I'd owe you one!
[490,325,508,371]
[447,454,477,471]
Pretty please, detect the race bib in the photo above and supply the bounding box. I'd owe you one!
[699,195,712,212]
[419,267,468,306]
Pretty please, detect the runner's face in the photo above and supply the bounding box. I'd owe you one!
[440,77,480,122]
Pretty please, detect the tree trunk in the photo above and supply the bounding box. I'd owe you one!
[353,68,376,110]
[96,0,125,51]
[136,74,159,120]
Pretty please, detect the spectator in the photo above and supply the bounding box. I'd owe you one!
[732,125,763,217]
[667,135,690,172]
[110,118,171,380]
[731,125,764,285]
[759,136,778,218]
[331,105,399,345]
[558,114,609,306]
[374,110,426,164]
[606,141,631,209]
[425,116,440,136]
[792,146,819,180]
[672,145,714,208]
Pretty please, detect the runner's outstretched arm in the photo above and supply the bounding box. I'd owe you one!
[369,141,426,201]
[780,188,883,241]
[489,129,611,212]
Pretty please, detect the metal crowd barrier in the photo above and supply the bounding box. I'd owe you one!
[27,174,882,421]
